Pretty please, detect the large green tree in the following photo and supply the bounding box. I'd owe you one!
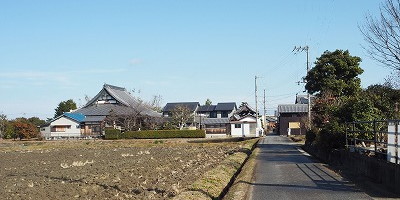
[305,50,363,97]
[364,84,400,119]
[27,117,46,127]
[54,99,77,118]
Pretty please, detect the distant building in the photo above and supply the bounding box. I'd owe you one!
[277,94,314,135]
[41,84,160,139]
[277,104,308,135]
[198,103,237,135]
[198,103,237,118]
[161,102,237,134]
[162,102,200,118]
[40,113,84,139]
[230,103,262,137]
[263,115,277,132]
[295,95,315,105]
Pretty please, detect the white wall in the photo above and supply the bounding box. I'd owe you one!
[230,116,257,137]
[231,124,242,136]
[231,123,255,137]
[387,124,400,163]
[41,117,81,138]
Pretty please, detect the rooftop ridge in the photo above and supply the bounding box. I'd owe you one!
[104,84,126,91]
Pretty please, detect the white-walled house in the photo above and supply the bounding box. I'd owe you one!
[229,102,263,137]
[230,116,257,137]
[40,113,85,139]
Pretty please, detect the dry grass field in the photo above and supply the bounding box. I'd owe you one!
[0,139,245,200]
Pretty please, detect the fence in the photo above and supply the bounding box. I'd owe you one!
[345,120,399,164]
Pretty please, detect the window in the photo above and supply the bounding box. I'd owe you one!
[222,111,229,118]
[51,125,71,132]
[235,124,241,128]
[210,112,217,118]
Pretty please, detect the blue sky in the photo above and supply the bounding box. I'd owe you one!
[0,0,392,119]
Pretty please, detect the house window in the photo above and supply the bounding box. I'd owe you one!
[235,124,241,128]
[92,126,101,133]
[222,111,228,118]
[210,112,217,118]
[51,125,71,132]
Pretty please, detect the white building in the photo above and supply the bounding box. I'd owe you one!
[230,116,257,137]
[230,103,263,137]
[40,113,84,139]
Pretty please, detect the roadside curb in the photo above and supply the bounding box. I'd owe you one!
[173,138,260,200]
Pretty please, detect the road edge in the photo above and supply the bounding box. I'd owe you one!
[173,138,260,200]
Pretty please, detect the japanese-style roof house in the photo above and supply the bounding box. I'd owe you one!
[41,84,160,139]
[230,102,262,137]
[198,102,237,135]
[162,102,200,117]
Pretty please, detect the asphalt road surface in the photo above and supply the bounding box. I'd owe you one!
[249,135,372,200]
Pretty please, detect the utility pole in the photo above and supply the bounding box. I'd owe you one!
[255,76,259,136]
[263,89,266,129]
[293,45,311,124]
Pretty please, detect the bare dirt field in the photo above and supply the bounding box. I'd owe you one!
[0,139,244,200]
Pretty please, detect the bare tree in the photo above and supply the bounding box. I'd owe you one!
[360,0,400,70]
[149,95,163,112]
[171,105,193,130]
[384,70,400,88]
[104,109,119,129]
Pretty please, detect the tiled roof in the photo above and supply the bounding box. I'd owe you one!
[203,118,230,125]
[162,102,200,112]
[230,103,257,121]
[198,105,216,112]
[76,104,160,117]
[83,116,106,122]
[265,116,277,122]
[278,104,308,113]
[295,95,315,104]
[215,103,237,111]
[75,84,161,118]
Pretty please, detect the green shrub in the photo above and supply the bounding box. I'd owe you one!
[130,129,205,139]
[315,122,346,152]
[105,129,205,139]
[154,140,164,144]
[305,127,318,146]
[104,129,121,140]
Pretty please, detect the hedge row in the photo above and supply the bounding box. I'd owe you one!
[105,129,205,139]
[104,129,121,140]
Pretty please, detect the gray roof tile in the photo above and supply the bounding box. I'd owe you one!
[215,103,237,111]
[162,102,199,112]
[203,118,230,125]
[198,105,216,112]
[278,104,308,113]
[75,84,161,118]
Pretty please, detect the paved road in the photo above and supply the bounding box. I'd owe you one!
[249,135,372,200]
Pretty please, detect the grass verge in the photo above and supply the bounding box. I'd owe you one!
[223,148,260,200]
[173,138,259,200]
